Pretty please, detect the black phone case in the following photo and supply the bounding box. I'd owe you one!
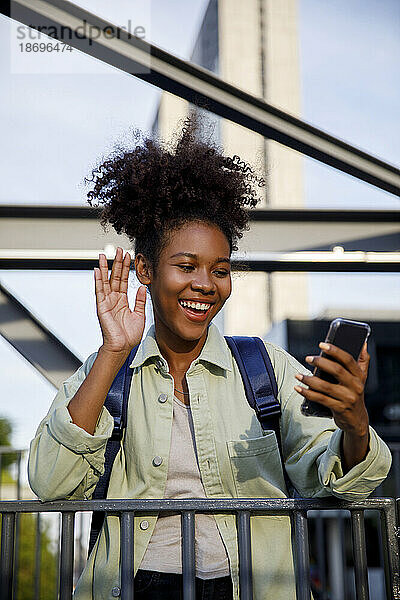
[300,318,371,418]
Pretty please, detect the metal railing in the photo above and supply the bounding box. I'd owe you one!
[0,447,24,501]
[1,497,399,600]
[0,444,400,599]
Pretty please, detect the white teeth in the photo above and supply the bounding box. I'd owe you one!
[179,300,211,311]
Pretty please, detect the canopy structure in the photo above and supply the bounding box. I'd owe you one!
[0,0,399,380]
[0,281,81,388]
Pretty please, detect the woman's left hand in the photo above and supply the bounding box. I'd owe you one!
[295,342,370,436]
[294,342,370,471]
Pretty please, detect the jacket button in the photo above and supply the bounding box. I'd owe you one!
[152,456,163,467]
[158,393,168,403]
[140,520,149,530]
[111,586,120,597]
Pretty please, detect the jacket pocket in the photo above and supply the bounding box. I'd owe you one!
[226,433,286,498]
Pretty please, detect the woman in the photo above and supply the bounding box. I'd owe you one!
[29,119,391,600]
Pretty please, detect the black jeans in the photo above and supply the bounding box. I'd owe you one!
[134,569,233,600]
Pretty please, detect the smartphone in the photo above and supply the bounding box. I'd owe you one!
[300,318,371,418]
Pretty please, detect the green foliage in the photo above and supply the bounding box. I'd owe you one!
[0,417,58,598]
[0,416,17,470]
[15,513,58,600]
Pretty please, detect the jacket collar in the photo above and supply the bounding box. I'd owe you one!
[129,322,232,372]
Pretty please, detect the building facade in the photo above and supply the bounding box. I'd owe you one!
[152,0,308,337]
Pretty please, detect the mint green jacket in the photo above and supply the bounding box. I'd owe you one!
[28,323,391,600]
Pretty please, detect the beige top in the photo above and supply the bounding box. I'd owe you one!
[140,396,230,578]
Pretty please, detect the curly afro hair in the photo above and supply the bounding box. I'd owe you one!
[86,116,264,272]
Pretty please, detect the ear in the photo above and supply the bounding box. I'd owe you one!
[135,254,152,285]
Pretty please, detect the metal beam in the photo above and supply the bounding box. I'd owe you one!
[0,281,82,387]
[1,206,399,254]
[4,0,400,196]
[247,209,400,223]
[0,251,399,272]
[0,206,398,222]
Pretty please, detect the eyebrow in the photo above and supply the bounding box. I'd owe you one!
[169,252,231,265]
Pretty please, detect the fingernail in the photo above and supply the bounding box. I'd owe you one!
[305,356,313,363]
[295,373,303,381]
[319,342,330,350]
[294,385,303,393]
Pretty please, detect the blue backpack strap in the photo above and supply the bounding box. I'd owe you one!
[225,336,293,494]
[88,345,138,556]
[224,336,280,427]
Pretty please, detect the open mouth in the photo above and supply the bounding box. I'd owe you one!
[178,299,213,322]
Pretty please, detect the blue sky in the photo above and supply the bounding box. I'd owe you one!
[0,0,399,452]
[300,0,400,208]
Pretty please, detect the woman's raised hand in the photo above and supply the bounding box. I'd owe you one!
[94,247,146,355]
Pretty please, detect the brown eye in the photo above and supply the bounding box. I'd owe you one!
[214,270,229,277]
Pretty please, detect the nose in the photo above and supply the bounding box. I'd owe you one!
[191,268,216,295]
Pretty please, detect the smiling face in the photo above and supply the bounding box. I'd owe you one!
[135,221,232,350]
